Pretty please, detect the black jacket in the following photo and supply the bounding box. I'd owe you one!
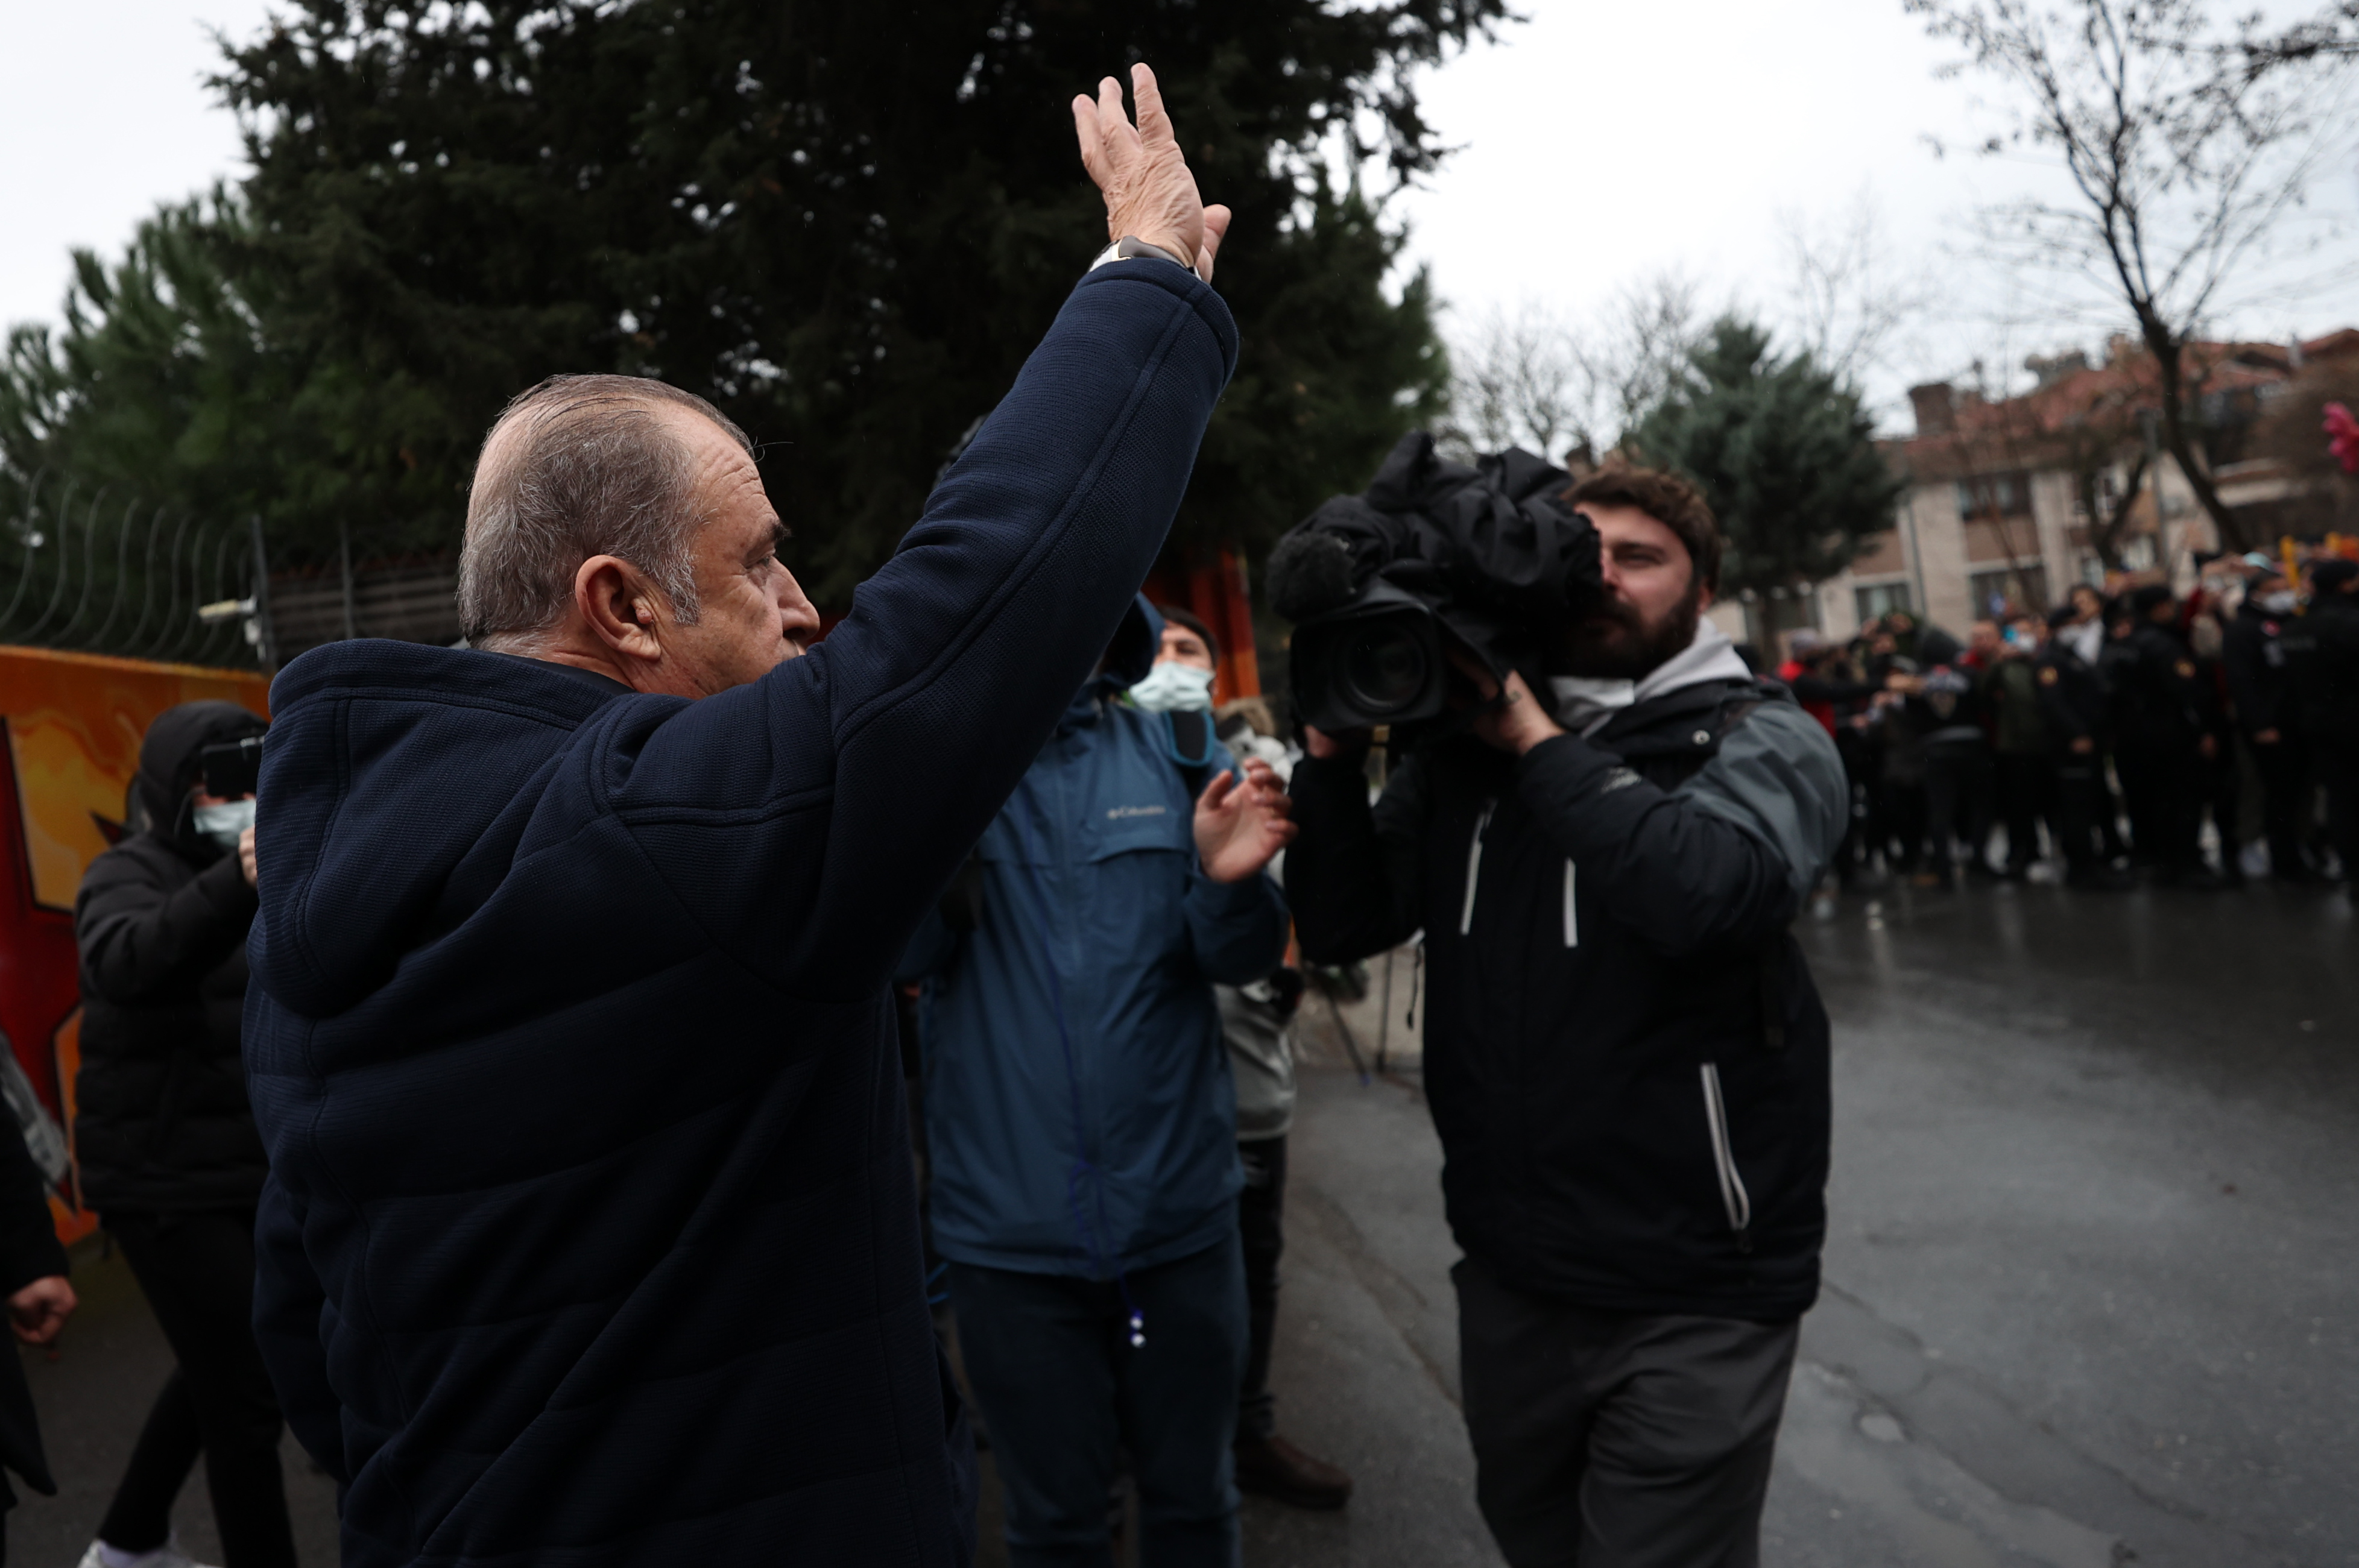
[1288,676,1847,1321]
[2112,622,2212,753]
[2035,642,2107,754]
[2284,591,2359,751]
[72,702,269,1215]
[2222,600,2294,739]
[0,1077,66,1507]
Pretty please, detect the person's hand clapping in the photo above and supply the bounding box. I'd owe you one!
[238,825,258,888]
[8,1275,74,1346]
[1072,63,1232,281]
[1195,758,1296,883]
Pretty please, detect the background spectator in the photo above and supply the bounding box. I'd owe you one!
[72,702,294,1568]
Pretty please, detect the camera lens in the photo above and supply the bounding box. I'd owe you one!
[1340,622,1429,715]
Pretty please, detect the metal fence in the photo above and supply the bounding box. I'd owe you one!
[2,471,461,670]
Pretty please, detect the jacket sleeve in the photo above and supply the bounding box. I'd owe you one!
[1786,672,1877,706]
[0,1126,65,1297]
[893,907,961,986]
[1181,873,1290,986]
[251,1170,348,1486]
[1515,702,1847,957]
[74,846,257,1008]
[609,261,1239,1000]
[1284,751,1427,966]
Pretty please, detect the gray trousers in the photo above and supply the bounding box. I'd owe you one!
[1454,1256,1798,1568]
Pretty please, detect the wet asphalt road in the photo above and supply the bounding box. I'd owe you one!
[1239,877,2359,1568]
[4,878,2351,1566]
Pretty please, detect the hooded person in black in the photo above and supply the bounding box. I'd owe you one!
[1287,467,1846,1568]
[72,701,295,1568]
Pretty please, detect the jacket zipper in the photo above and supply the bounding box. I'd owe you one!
[1699,1061,1753,1250]
[1459,800,1496,936]
[1561,858,1577,948]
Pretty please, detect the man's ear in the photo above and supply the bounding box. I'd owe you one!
[575,555,665,663]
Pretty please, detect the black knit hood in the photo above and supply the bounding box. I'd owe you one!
[131,701,267,845]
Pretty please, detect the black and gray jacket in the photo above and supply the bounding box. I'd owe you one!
[1287,673,1846,1321]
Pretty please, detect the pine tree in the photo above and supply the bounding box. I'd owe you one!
[1630,316,1901,611]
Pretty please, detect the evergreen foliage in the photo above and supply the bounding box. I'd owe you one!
[2,2,1501,602]
[1629,316,1901,601]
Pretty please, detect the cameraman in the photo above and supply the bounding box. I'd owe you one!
[1286,468,1845,1567]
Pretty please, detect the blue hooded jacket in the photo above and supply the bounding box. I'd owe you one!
[898,599,1289,1278]
[241,260,1236,1567]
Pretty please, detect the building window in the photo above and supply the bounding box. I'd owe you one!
[1957,471,2032,519]
[1968,565,2050,619]
[1855,581,1914,625]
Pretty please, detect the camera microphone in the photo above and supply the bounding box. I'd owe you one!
[1267,529,1359,624]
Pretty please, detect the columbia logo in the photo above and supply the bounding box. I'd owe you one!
[1106,805,1167,819]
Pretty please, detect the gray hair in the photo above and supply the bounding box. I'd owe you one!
[456,374,753,647]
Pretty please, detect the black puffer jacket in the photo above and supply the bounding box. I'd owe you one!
[72,701,269,1214]
[1289,673,1847,1321]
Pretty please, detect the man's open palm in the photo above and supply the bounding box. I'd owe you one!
[1195,760,1295,883]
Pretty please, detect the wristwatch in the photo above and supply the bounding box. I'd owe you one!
[1090,234,1199,277]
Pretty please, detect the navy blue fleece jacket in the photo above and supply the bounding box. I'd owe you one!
[242,258,1236,1567]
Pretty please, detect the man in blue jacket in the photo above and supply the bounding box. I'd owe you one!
[900,598,1292,1567]
[243,66,1236,1568]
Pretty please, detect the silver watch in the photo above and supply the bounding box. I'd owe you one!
[1090,235,1198,277]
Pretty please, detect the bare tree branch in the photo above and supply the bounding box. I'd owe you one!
[1776,194,1932,389]
[1907,0,2359,550]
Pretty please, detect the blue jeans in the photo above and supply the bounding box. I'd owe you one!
[949,1235,1246,1568]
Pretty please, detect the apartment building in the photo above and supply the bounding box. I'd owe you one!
[1802,330,2359,643]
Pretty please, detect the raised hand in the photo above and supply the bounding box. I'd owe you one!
[1194,758,1296,883]
[1072,62,1233,281]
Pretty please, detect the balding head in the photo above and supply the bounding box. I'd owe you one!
[458,375,754,649]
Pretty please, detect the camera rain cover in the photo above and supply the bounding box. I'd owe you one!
[1269,431,1603,686]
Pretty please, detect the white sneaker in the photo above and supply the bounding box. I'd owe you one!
[75,1536,222,1568]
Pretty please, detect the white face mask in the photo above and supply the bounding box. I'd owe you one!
[191,797,255,852]
[1128,661,1216,713]
[2256,590,2297,616]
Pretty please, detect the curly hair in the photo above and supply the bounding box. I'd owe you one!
[1564,467,1722,594]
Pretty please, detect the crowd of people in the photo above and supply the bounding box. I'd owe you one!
[1773,558,2359,894]
[7,53,2354,1568]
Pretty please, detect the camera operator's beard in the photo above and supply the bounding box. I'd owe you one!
[1556,588,1704,681]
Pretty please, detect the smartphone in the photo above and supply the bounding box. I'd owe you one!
[197,736,265,799]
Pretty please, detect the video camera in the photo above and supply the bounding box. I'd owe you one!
[1269,433,1602,741]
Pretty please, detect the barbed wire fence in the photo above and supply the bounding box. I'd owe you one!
[2,468,462,672]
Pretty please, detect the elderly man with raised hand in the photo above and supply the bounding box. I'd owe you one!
[244,65,1246,1568]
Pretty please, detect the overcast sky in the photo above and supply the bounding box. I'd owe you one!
[5,0,2356,433]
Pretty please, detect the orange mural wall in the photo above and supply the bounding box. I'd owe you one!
[0,646,271,1244]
